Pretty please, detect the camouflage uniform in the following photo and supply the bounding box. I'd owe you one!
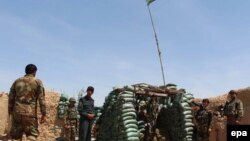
[194,106,212,141]
[8,74,46,140]
[64,103,78,141]
[224,98,244,125]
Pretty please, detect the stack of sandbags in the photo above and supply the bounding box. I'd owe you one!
[181,93,195,141]
[97,83,195,141]
[96,89,140,141]
[57,94,69,119]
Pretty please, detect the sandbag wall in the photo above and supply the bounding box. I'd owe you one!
[96,90,140,141]
[96,85,195,141]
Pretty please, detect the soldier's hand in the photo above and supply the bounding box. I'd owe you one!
[208,128,212,134]
[236,120,240,124]
[40,115,46,124]
[87,114,95,120]
[64,125,69,129]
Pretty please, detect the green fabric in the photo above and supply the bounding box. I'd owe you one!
[146,0,155,5]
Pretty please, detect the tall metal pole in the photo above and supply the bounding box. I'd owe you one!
[147,5,166,86]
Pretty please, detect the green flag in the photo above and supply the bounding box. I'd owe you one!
[146,0,155,5]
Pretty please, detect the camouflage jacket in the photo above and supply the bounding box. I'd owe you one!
[8,74,46,117]
[64,106,78,125]
[224,98,244,120]
[194,107,212,129]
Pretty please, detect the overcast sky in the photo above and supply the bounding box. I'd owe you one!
[0,0,250,106]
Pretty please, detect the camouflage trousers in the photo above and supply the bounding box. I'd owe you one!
[195,125,209,141]
[64,122,77,141]
[10,114,39,141]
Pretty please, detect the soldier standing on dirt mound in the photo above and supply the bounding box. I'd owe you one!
[194,99,212,141]
[224,90,244,125]
[78,86,95,141]
[64,97,78,141]
[8,64,46,141]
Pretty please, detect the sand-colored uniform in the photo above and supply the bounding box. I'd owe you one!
[64,106,78,141]
[194,107,212,141]
[210,111,226,141]
[224,98,244,125]
[8,74,46,140]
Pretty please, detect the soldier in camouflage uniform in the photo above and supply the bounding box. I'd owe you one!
[8,64,46,141]
[194,99,212,141]
[224,90,244,125]
[64,97,78,141]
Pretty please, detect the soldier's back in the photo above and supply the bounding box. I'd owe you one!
[12,74,43,116]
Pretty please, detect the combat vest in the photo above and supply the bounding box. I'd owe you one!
[195,107,212,126]
[224,98,243,117]
[66,106,78,120]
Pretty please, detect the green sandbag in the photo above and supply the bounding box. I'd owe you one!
[122,91,134,94]
[126,128,138,132]
[137,121,144,125]
[122,104,134,109]
[181,102,189,107]
[187,131,193,135]
[185,127,194,132]
[184,119,192,122]
[184,115,193,119]
[124,119,138,125]
[125,124,138,129]
[184,94,194,100]
[184,107,192,110]
[183,111,192,115]
[126,132,139,137]
[60,94,69,102]
[138,128,145,132]
[127,137,140,141]
[186,135,192,139]
[185,122,194,127]
[122,112,136,118]
[182,97,188,101]
[120,98,134,102]
[122,108,136,113]
[122,116,135,121]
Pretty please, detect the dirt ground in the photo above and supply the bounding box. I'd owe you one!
[0,87,249,141]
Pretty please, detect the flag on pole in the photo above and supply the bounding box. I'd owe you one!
[146,0,155,6]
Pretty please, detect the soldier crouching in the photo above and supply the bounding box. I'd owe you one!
[64,97,78,141]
